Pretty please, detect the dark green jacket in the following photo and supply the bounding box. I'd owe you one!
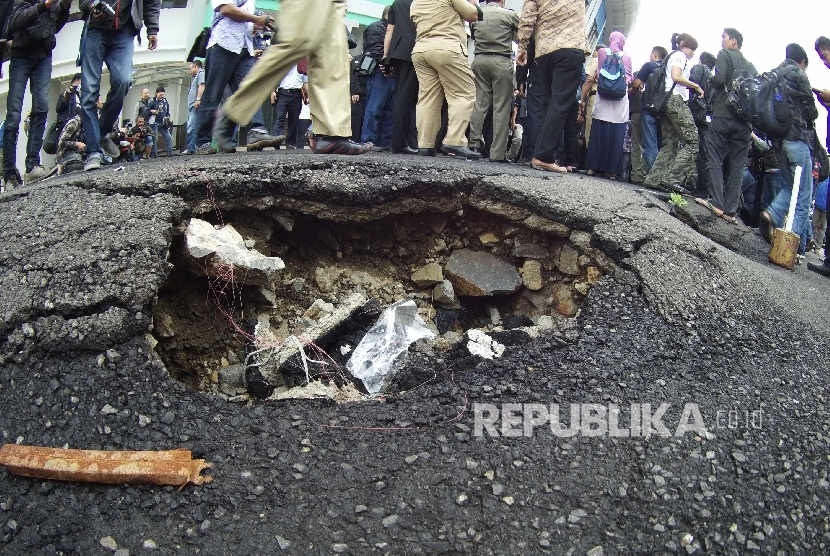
[710,49,756,120]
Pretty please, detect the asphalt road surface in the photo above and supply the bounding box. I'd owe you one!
[0,151,828,555]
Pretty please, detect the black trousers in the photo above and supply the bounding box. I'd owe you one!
[272,88,303,145]
[534,48,585,164]
[351,97,365,142]
[391,59,418,150]
[705,116,751,215]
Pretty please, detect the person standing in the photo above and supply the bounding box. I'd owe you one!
[695,29,756,222]
[468,0,518,163]
[582,31,633,178]
[808,36,830,277]
[361,6,396,151]
[410,0,481,158]
[644,33,703,193]
[147,86,174,157]
[629,46,667,180]
[688,51,716,195]
[2,0,71,187]
[517,0,588,173]
[213,0,370,155]
[183,60,205,155]
[516,37,543,164]
[761,43,819,256]
[79,0,161,171]
[270,65,305,148]
[196,0,283,154]
[382,0,418,154]
[580,44,603,152]
[56,73,82,124]
[134,88,151,121]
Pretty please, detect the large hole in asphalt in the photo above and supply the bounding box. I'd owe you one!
[151,195,611,404]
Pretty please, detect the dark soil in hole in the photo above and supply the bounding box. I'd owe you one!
[151,204,605,401]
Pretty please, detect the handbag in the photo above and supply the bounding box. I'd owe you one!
[355,53,377,76]
[43,120,64,155]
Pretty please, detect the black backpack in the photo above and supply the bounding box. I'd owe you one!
[643,52,681,115]
[687,64,712,125]
[727,69,792,137]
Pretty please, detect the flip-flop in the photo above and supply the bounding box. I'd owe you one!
[694,197,724,217]
[721,213,739,225]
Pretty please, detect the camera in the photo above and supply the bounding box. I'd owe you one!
[90,0,116,18]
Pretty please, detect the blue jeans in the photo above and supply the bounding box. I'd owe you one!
[186,107,198,152]
[81,26,135,156]
[641,111,659,171]
[361,68,396,146]
[2,55,52,177]
[150,122,173,156]
[197,45,267,146]
[765,140,813,254]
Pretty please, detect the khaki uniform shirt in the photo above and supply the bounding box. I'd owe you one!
[585,56,598,93]
[471,3,519,57]
[411,0,477,56]
[517,0,587,59]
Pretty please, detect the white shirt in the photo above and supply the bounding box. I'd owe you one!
[208,0,255,56]
[278,65,304,90]
[664,51,691,101]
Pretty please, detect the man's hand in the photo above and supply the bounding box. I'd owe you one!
[516,51,527,67]
[351,95,360,104]
[517,83,526,98]
[76,141,86,151]
[194,100,200,109]
[253,49,263,58]
[147,34,158,50]
[271,91,277,104]
[254,14,275,30]
[815,88,830,104]
[45,0,56,8]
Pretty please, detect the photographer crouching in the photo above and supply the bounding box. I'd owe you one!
[78,0,161,171]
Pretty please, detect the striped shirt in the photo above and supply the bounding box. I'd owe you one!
[207,0,256,56]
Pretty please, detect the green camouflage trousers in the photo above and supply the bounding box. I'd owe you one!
[644,93,699,188]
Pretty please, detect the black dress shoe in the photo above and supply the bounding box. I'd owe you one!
[807,261,830,277]
[440,145,481,159]
[391,146,419,154]
[418,148,436,157]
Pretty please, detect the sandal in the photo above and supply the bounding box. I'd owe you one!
[694,197,724,218]
[721,213,738,225]
[531,159,568,174]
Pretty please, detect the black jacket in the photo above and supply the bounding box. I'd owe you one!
[350,56,367,96]
[710,49,756,120]
[776,59,819,143]
[362,19,386,60]
[8,0,70,60]
[80,0,160,37]
[386,0,415,62]
[56,87,81,122]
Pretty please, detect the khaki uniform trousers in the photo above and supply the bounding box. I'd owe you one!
[583,94,596,147]
[412,48,475,149]
[469,54,514,161]
[224,0,351,138]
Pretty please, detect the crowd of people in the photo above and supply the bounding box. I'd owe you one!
[1,0,829,276]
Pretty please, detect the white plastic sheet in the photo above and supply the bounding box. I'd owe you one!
[347,300,435,394]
